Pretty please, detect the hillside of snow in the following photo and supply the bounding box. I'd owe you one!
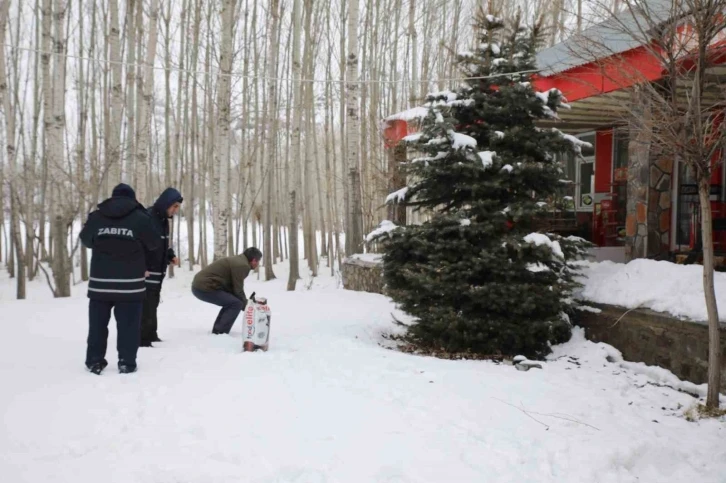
[1,259,726,482]
[578,259,726,322]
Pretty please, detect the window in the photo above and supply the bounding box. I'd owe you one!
[575,133,596,211]
[556,133,595,211]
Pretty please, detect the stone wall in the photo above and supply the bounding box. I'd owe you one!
[574,303,726,387]
[341,256,385,295]
[625,89,652,260]
[648,156,674,256]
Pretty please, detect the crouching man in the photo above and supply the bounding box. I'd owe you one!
[80,184,161,374]
[191,247,262,334]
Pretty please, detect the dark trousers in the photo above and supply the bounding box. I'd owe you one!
[86,299,143,369]
[192,288,246,334]
[141,290,161,343]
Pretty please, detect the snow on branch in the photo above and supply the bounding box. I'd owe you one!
[524,233,565,259]
[478,151,496,168]
[412,151,448,164]
[385,106,430,123]
[365,220,399,243]
[552,128,592,156]
[450,131,477,149]
[480,42,501,55]
[385,187,409,204]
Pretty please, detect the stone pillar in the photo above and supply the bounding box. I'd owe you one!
[626,88,653,260]
[648,156,674,256]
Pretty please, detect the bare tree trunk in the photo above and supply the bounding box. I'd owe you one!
[50,0,70,297]
[262,0,280,280]
[26,0,43,280]
[212,0,234,260]
[135,0,160,206]
[77,0,89,282]
[346,0,363,254]
[107,0,124,186]
[0,0,25,298]
[699,181,721,407]
[124,0,138,182]
[286,0,303,290]
[186,0,202,269]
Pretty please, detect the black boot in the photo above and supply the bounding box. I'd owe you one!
[86,361,108,375]
[140,340,154,347]
[118,363,137,374]
[151,335,162,342]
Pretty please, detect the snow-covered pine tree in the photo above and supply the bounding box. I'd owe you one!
[371,12,590,359]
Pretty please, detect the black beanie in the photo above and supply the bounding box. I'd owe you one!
[112,183,136,200]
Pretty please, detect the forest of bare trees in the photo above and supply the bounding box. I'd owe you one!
[0,0,624,298]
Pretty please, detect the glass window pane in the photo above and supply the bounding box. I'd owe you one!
[580,134,595,158]
[580,162,594,195]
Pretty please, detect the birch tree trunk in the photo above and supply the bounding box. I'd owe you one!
[0,0,25,298]
[107,0,124,186]
[213,0,234,260]
[77,0,89,282]
[135,0,160,206]
[286,0,303,290]
[124,0,138,182]
[262,0,280,280]
[50,0,70,297]
[346,0,364,255]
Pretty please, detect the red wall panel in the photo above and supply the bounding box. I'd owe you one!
[595,130,613,193]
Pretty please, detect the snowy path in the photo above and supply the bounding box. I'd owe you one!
[1,265,725,483]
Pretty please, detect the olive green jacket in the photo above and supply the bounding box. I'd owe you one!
[192,254,251,301]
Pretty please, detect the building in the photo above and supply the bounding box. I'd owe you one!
[383,2,726,262]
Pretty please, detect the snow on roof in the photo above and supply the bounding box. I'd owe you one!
[535,0,673,77]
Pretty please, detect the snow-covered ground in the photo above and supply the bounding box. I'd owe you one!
[578,259,726,322]
[1,259,726,482]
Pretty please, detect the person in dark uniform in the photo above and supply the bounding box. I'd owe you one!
[140,187,183,347]
[79,183,161,374]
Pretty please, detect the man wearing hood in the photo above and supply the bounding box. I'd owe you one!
[80,184,161,374]
[141,187,183,347]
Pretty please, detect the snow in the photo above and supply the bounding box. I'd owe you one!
[365,220,399,242]
[554,128,593,156]
[578,259,726,322]
[485,14,501,24]
[385,187,409,204]
[493,131,505,139]
[526,262,551,273]
[411,151,448,164]
[3,230,726,482]
[459,218,471,226]
[501,164,513,173]
[402,132,422,142]
[492,58,507,66]
[426,136,448,145]
[426,90,457,102]
[524,232,565,259]
[478,150,496,168]
[385,106,430,122]
[480,43,501,55]
[450,131,477,149]
[349,253,383,264]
